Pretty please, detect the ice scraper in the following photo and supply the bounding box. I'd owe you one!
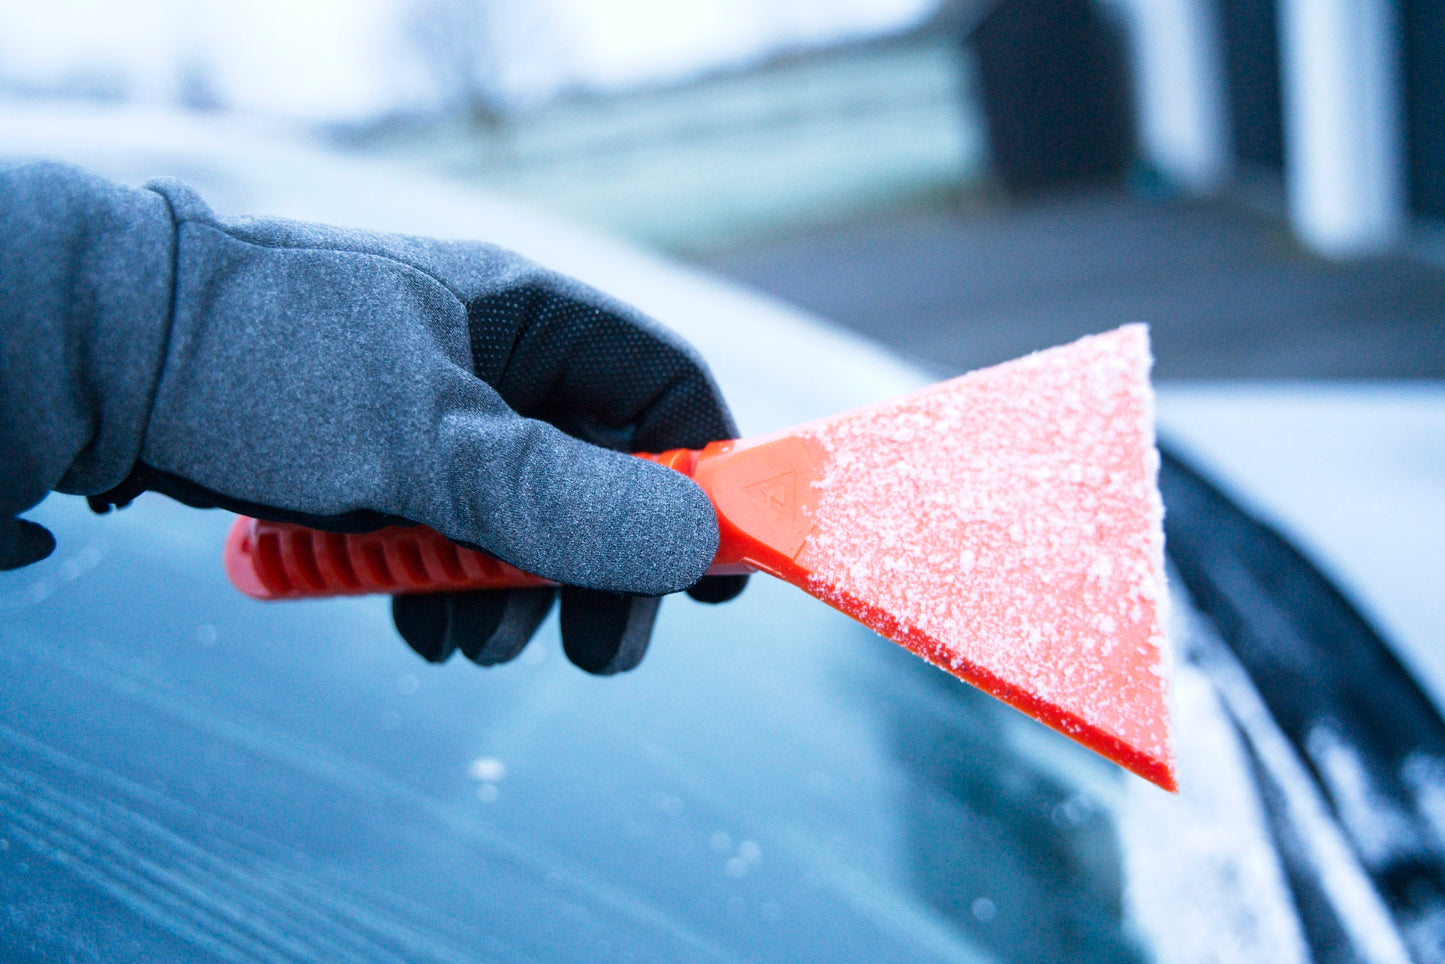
[224,325,1175,790]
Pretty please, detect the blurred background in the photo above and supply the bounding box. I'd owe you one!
[2,0,1440,381]
[3,6,1445,962]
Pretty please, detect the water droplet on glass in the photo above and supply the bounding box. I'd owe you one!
[649,791,683,817]
[468,756,506,782]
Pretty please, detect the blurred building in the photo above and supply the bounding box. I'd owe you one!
[1109,0,1443,258]
[0,0,1439,260]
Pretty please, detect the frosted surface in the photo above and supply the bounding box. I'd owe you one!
[797,326,1172,775]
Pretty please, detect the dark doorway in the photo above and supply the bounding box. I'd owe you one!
[966,0,1135,194]
[1403,0,1445,220]
[1217,0,1284,171]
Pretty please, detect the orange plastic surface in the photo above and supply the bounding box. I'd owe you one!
[224,326,1175,791]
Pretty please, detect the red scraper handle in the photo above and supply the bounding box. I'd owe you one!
[225,436,827,600]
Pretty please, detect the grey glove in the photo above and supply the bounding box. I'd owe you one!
[3,162,744,673]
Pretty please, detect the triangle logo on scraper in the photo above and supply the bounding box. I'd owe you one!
[745,472,795,516]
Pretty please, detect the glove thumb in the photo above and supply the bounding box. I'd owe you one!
[423,414,719,596]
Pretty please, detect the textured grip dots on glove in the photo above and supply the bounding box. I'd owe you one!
[466,280,736,452]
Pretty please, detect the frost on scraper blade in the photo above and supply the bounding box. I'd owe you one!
[796,325,1175,791]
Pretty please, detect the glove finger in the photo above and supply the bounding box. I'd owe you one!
[686,573,749,605]
[455,588,556,666]
[0,518,56,571]
[393,589,557,666]
[472,275,737,451]
[559,587,659,675]
[392,594,460,663]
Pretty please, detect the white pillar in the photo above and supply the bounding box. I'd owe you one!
[1112,0,1231,193]
[1279,0,1406,257]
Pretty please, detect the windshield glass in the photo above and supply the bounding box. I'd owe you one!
[2,492,1144,963]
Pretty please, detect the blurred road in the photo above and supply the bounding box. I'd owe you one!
[698,190,1445,381]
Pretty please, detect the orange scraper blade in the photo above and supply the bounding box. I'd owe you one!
[224,325,1174,790]
[702,324,1175,790]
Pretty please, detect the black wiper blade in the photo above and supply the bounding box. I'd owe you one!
[1160,443,1445,963]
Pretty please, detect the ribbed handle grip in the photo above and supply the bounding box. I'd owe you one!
[225,448,703,600]
[225,520,562,599]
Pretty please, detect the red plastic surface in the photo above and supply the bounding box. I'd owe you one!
[224,519,555,598]
[223,326,1175,791]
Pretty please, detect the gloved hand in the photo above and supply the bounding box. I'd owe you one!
[81,178,745,674]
